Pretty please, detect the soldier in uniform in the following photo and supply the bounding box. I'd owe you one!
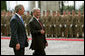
[41,11,47,37]
[56,11,62,37]
[5,11,12,36]
[1,10,5,36]
[77,9,84,38]
[45,10,52,37]
[62,11,68,38]
[26,11,32,36]
[2,10,7,36]
[72,10,78,38]
[4,11,8,36]
[41,11,46,25]
[82,9,84,38]
[41,11,45,23]
[67,11,73,38]
[61,11,66,38]
[51,11,56,37]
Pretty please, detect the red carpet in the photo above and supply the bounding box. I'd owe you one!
[1,36,84,41]
[46,38,84,41]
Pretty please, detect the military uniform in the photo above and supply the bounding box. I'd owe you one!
[51,15,57,37]
[1,10,7,36]
[82,15,84,37]
[5,15,12,36]
[22,14,27,24]
[62,15,68,38]
[61,15,65,37]
[50,11,57,37]
[4,15,7,36]
[56,15,62,37]
[26,15,32,36]
[1,15,5,36]
[45,15,52,37]
[67,15,73,38]
[72,15,78,38]
[41,14,47,37]
[77,15,84,38]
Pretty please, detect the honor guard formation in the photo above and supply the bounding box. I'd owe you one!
[1,9,84,38]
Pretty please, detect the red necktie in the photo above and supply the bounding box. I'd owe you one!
[38,19,43,29]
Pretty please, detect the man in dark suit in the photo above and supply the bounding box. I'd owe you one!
[9,4,29,55]
[29,8,48,55]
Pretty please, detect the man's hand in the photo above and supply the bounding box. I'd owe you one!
[16,43,20,50]
[46,43,48,46]
[40,29,45,34]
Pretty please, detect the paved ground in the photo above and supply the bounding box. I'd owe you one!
[1,39,84,55]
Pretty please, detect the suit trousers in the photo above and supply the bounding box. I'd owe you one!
[13,47,25,55]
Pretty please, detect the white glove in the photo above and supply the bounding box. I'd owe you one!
[70,24,72,27]
[59,24,62,27]
[64,24,66,27]
[50,25,52,27]
[82,25,84,28]
[54,24,56,27]
[75,25,77,27]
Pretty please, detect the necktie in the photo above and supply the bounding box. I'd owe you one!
[21,17,24,24]
[38,19,42,26]
[38,19,43,29]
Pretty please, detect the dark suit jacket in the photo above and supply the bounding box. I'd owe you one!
[9,14,28,48]
[29,17,47,50]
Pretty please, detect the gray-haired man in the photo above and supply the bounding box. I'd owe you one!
[29,8,48,55]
